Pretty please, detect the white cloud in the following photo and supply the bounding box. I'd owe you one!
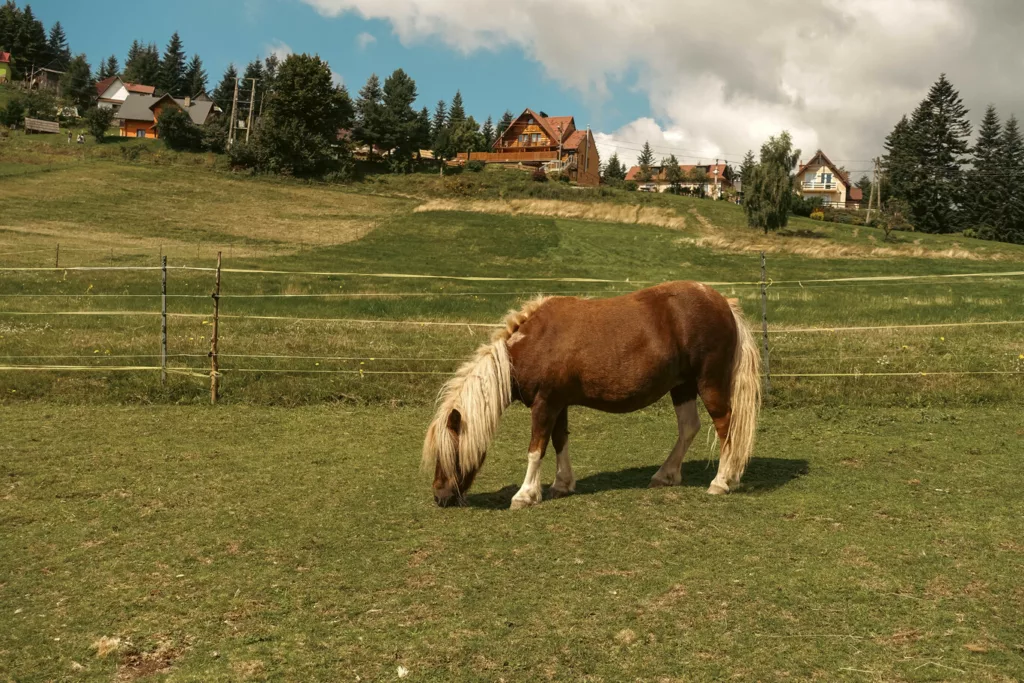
[356,32,377,50]
[297,0,1024,165]
[264,40,294,61]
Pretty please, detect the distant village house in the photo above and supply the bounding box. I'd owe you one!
[117,93,219,139]
[95,76,156,112]
[796,150,862,209]
[0,52,10,84]
[456,109,601,186]
[28,67,64,93]
[625,162,732,198]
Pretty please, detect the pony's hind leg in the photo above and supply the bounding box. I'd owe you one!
[549,408,575,499]
[511,400,559,510]
[650,388,700,488]
[700,383,738,495]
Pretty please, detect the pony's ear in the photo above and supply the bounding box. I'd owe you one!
[446,409,462,434]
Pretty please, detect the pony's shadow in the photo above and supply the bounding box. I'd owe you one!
[465,457,809,509]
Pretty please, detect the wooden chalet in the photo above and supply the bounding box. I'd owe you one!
[456,109,600,186]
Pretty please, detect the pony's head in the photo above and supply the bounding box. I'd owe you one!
[423,408,486,507]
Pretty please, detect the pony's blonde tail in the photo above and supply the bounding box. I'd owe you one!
[719,300,762,486]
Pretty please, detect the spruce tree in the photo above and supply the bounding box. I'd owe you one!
[498,109,514,137]
[636,141,655,183]
[381,68,419,169]
[184,54,207,96]
[996,116,1024,244]
[963,105,1003,231]
[212,63,238,114]
[242,58,265,118]
[883,115,916,202]
[46,21,69,68]
[602,152,626,183]
[354,74,385,159]
[739,150,756,194]
[19,5,47,72]
[481,115,495,149]
[157,32,187,95]
[415,106,432,160]
[907,74,972,233]
[124,41,160,85]
[431,99,447,139]
[447,90,465,125]
[60,54,94,110]
[104,55,119,79]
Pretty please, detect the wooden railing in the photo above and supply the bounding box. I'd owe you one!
[456,151,560,163]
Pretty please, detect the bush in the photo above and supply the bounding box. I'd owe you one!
[156,108,203,152]
[82,107,115,142]
[531,167,548,182]
[962,228,978,239]
[809,209,825,221]
[201,117,228,154]
[0,98,24,128]
[466,159,486,173]
[557,172,571,183]
[624,180,638,192]
[120,144,142,162]
[790,192,823,218]
[227,139,264,171]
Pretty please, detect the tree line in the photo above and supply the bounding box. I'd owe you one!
[883,74,1024,244]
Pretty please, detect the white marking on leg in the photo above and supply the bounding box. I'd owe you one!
[651,400,700,487]
[550,442,575,496]
[511,450,544,509]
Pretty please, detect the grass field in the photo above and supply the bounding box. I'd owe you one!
[2,131,1024,680]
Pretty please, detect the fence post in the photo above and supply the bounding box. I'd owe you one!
[55,243,59,269]
[161,255,168,385]
[210,251,222,404]
[760,251,772,394]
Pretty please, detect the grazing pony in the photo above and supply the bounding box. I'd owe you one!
[423,281,761,509]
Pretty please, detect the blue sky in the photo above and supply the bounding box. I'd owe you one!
[26,0,647,133]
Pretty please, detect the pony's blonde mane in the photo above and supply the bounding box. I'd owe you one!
[422,297,551,481]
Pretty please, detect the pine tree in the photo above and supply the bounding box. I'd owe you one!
[498,109,514,137]
[157,32,187,95]
[481,115,495,149]
[636,141,655,183]
[907,74,972,233]
[104,55,119,79]
[241,58,265,121]
[430,100,447,139]
[212,63,238,114]
[963,105,1003,232]
[381,68,419,169]
[739,150,756,197]
[995,116,1024,244]
[745,131,800,234]
[184,54,207,96]
[19,5,47,73]
[46,21,69,68]
[60,54,94,110]
[124,41,160,85]
[354,73,385,159]
[602,152,626,183]
[883,115,916,203]
[447,90,465,126]
[414,106,431,161]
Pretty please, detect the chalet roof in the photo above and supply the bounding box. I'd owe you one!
[117,93,216,126]
[495,108,577,148]
[96,75,120,97]
[625,163,728,183]
[125,83,156,95]
[563,129,587,149]
[797,149,849,185]
[0,52,11,64]
[543,116,574,141]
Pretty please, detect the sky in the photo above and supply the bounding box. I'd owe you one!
[26,0,1024,178]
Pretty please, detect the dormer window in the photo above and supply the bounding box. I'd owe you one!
[527,117,534,124]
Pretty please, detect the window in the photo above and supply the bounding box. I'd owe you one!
[822,172,833,187]
[136,129,145,138]
[531,133,541,145]
[518,134,527,146]
[527,117,534,124]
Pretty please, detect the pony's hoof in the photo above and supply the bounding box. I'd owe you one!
[510,495,539,510]
[707,483,729,495]
[649,477,680,488]
[549,487,574,500]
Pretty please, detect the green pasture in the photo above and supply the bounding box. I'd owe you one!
[1,135,1023,679]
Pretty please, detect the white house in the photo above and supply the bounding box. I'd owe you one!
[95,76,156,111]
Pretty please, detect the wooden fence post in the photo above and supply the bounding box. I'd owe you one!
[210,251,222,404]
[760,251,772,394]
[161,255,168,385]
[55,243,59,269]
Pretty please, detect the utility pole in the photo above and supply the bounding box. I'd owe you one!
[245,78,258,143]
[228,77,240,147]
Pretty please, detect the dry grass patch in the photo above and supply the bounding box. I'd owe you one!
[415,199,687,230]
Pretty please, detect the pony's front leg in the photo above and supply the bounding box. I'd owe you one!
[549,408,575,499]
[510,401,558,510]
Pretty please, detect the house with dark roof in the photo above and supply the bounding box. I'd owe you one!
[455,108,601,186]
[796,150,856,208]
[0,52,11,84]
[96,76,158,111]
[117,93,220,139]
[625,162,731,197]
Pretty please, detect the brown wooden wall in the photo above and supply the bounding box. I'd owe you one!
[572,134,601,187]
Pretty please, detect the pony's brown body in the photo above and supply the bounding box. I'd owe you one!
[424,281,761,509]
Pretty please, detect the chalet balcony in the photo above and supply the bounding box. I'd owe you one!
[456,150,560,164]
[802,181,838,191]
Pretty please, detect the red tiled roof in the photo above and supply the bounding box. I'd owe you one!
[625,163,728,182]
[542,116,574,141]
[125,83,156,95]
[849,187,863,201]
[0,51,11,64]
[563,130,587,149]
[95,75,118,96]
